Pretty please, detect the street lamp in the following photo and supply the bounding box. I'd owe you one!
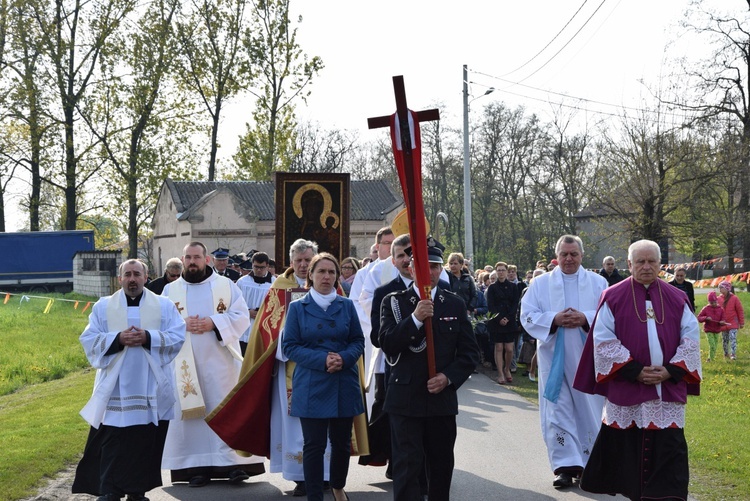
[462,64,494,265]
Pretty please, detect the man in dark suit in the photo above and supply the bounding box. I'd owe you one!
[379,239,479,501]
[359,234,411,471]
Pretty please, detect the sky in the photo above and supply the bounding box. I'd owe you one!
[4,0,738,232]
[282,0,706,133]
[216,0,727,156]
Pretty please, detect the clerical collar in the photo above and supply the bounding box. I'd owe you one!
[294,274,306,287]
[126,292,144,306]
[253,272,272,284]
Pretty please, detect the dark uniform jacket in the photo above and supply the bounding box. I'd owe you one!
[216,267,241,282]
[379,285,479,417]
[370,275,409,348]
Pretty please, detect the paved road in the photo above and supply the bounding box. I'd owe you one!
[76,372,625,501]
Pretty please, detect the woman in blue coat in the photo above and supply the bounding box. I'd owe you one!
[283,252,364,501]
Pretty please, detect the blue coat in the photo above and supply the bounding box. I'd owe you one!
[282,293,365,418]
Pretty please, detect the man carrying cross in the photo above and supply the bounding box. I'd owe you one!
[378,239,478,501]
[369,76,478,501]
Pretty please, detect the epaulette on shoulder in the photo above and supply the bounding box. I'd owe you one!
[389,288,411,298]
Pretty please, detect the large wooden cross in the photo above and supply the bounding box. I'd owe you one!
[368,75,440,377]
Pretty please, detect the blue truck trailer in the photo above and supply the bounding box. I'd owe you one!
[0,230,95,293]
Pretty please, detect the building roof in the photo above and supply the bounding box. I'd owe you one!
[164,178,401,221]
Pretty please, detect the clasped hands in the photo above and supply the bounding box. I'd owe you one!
[553,307,587,329]
[326,352,344,373]
[119,326,147,347]
[637,365,670,385]
[186,315,215,334]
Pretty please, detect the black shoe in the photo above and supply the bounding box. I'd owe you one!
[553,472,574,488]
[292,481,306,496]
[189,475,210,487]
[385,462,393,480]
[228,469,250,484]
[126,496,149,501]
[97,496,122,501]
[323,481,331,491]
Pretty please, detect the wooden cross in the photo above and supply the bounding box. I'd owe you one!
[368,75,440,378]
[367,76,439,145]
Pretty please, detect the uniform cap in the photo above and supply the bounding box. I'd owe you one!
[211,248,230,259]
[404,237,445,264]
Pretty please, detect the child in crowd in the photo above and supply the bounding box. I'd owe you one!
[697,291,727,361]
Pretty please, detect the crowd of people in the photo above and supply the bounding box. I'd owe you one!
[72,228,744,501]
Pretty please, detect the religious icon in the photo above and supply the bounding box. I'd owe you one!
[216,299,227,314]
[275,173,350,267]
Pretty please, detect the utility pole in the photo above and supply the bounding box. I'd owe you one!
[462,65,473,264]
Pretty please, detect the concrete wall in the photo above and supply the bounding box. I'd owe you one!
[73,251,123,297]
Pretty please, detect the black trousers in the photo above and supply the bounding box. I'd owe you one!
[72,421,168,497]
[299,416,353,501]
[389,413,456,501]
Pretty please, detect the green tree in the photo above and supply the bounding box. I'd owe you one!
[234,0,323,180]
[84,0,196,258]
[28,0,137,230]
[3,0,57,231]
[175,0,250,181]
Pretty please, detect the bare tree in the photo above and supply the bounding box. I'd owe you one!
[590,107,710,258]
[288,121,359,173]
[676,2,750,271]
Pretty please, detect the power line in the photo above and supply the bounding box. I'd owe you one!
[468,75,697,124]
[501,0,591,78]
[515,0,609,85]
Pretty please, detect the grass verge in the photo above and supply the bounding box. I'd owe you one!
[0,292,92,395]
[0,369,93,501]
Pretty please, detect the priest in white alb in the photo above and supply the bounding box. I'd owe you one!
[73,259,185,501]
[520,235,608,489]
[161,241,263,488]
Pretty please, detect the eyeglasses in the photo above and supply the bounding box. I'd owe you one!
[252,265,267,271]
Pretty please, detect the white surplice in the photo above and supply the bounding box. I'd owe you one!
[79,289,185,428]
